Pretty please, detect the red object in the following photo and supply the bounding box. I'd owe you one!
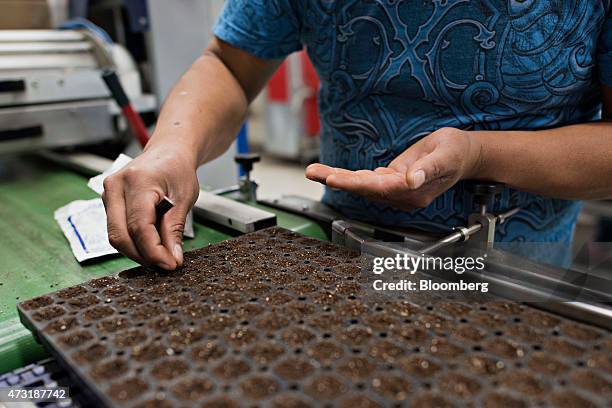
[102,70,150,148]
[266,52,321,137]
[268,62,289,103]
[301,54,320,136]
[122,104,150,148]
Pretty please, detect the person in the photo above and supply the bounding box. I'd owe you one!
[102,1,612,270]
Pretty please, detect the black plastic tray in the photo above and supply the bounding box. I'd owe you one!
[18,227,612,407]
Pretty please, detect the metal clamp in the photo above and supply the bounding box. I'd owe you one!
[234,153,260,202]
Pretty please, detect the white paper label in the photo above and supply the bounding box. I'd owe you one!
[54,199,118,262]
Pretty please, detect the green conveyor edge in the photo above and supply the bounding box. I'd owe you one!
[0,156,327,374]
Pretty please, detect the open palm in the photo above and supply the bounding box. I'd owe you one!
[306,127,482,212]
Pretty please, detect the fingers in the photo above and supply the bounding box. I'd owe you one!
[124,188,178,270]
[102,179,145,265]
[388,138,433,173]
[405,145,453,189]
[159,205,189,268]
[374,167,395,174]
[307,163,407,201]
[326,169,405,201]
[305,163,333,183]
[305,163,353,184]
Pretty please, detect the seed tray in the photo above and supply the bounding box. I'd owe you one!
[18,227,612,407]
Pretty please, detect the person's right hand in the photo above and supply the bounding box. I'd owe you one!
[102,146,200,270]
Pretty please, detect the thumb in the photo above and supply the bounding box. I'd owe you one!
[405,147,449,190]
[159,205,189,267]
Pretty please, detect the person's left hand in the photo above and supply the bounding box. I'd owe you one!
[306,127,483,212]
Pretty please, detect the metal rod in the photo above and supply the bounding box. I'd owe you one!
[480,204,487,216]
[496,207,520,224]
[420,224,482,254]
[419,207,521,255]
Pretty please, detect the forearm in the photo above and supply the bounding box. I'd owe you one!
[471,122,612,200]
[148,55,247,167]
[144,39,280,169]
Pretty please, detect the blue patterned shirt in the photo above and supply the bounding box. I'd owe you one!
[214,1,612,250]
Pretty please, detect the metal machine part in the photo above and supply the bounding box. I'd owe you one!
[420,206,520,255]
[234,153,261,202]
[0,29,155,154]
[260,195,442,246]
[418,181,520,253]
[464,181,518,249]
[0,100,113,153]
[192,192,276,233]
[263,183,522,253]
[17,228,612,407]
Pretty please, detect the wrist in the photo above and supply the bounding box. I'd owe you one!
[463,130,487,180]
[144,139,200,171]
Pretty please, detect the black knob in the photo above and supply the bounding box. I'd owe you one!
[465,180,504,207]
[234,153,261,174]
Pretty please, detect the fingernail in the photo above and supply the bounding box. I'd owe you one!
[412,170,426,189]
[158,263,174,271]
[173,243,183,265]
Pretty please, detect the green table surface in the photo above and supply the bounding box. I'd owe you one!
[0,156,326,374]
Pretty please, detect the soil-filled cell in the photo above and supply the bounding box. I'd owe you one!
[58,329,94,348]
[32,305,65,322]
[548,391,598,408]
[172,377,214,401]
[97,316,129,333]
[56,286,88,299]
[88,277,119,289]
[82,305,115,321]
[481,393,527,408]
[20,295,53,310]
[212,358,251,380]
[281,327,316,347]
[131,341,171,362]
[191,341,226,364]
[113,328,146,348]
[337,357,376,380]
[274,357,315,380]
[247,341,286,365]
[90,358,129,381]
[72,342,109,364]
[107,377,148,402]
[339,395,382,408]
[67,294,100,309]
[371,374,411,401]
[305,375,348,399]
[240,376,280,400]
[150,358,189,381]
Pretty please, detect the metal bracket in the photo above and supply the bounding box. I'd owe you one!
[238,178,258,202]
[468,212,497,249]
[192,190,276,233]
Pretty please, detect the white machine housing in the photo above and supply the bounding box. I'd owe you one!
[0,29,155,154]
